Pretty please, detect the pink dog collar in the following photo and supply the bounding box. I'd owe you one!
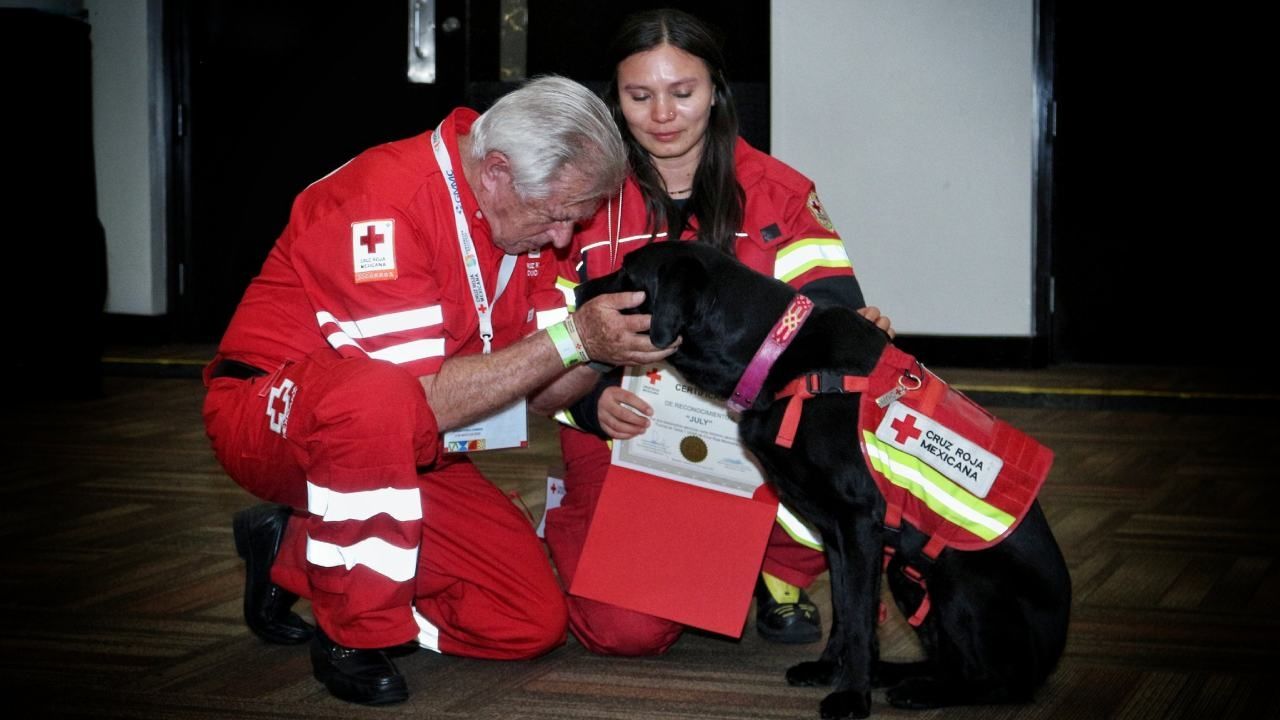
[727,295,814,413]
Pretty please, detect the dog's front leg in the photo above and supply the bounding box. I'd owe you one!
[814,518,881,720]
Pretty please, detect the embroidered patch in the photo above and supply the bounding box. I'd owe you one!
[873,402,1003,499]
[266,378,298,437]
[352,219,397,283]
[806,191,835,232]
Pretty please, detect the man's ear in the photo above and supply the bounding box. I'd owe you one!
[648,257,707,348]
[479,150,513,193]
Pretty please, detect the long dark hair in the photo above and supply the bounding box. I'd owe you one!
[604,8,744,253]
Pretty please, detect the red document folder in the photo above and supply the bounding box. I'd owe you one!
[568,465,779,637]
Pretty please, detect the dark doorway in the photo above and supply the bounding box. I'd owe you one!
[170,0,478,340]
[1049,6,1265,365]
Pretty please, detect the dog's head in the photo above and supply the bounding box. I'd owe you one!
[576,241,796,398]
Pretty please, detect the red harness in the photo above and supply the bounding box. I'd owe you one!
[774,345,1054,626]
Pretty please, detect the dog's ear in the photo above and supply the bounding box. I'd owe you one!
[647,256,707,348]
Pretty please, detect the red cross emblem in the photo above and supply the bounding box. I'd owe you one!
[891,413,923,444]
[646,368,662,385]
[359,225,384,254]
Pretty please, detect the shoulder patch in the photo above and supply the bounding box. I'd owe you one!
[807,191,835,232]
[352,219,398,283]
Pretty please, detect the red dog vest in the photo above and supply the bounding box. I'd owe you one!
[775,344,1054,625]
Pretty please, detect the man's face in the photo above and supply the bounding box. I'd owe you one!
[486,165,602,255]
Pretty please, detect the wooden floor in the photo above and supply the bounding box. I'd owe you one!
[4,353,1279,719]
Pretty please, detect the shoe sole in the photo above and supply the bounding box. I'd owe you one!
[757,621,823,644]
[314,669,410,706]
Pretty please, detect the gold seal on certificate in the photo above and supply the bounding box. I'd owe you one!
[680,435,709,463]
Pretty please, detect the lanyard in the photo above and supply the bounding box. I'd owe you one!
[432,121,517,354]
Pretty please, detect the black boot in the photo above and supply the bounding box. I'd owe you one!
[232,503,314,644]
[311,625,409,705]
[755,573,822,644]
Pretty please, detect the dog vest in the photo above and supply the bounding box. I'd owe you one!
[775,344,1054,626]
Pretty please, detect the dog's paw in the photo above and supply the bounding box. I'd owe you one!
[819,689,871,719]
[787,660,837,687]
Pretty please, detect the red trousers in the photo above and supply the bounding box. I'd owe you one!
[203,350,566,657]
[544,427,827,656]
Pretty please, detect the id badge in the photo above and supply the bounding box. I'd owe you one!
[443,398,528,452]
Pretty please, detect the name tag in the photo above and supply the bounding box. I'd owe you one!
[874,402,1002,499]
[443,398,528,452]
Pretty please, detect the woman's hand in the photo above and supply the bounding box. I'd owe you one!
[597,386,653,439]
[858,305,894,339]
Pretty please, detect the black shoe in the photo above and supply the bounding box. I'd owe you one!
[755,575,823,644]
[311,625,409,705]
[233,503,314,645]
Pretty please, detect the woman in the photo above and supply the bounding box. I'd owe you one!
[544,8,892,656]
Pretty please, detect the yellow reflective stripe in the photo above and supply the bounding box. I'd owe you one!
[556,277,578,312]
[775,238,852,283]
[861,430,1013,541]
[553,408,580,429]
[776,503,824,551]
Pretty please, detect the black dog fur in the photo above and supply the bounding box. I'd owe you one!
[577,242,1071,719]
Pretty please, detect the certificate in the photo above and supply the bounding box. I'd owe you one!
[610,361,767,498]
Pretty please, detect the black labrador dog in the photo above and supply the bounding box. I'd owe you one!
[577,242,1070,719]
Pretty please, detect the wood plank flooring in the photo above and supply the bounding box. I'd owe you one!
[3,360,1278,719]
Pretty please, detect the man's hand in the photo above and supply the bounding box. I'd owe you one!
[598,386,652,439]
[858,305,894,339]
[572,291,680,366]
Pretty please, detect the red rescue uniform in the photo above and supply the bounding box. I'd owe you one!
[203,109,566,657]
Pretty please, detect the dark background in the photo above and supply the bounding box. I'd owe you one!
[0,1,1264,384]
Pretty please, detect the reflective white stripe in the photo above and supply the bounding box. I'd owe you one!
[316,306,443,339]
[775,503,823,549]
[307,482,422,522]
[368,338,446,364]
[556,279,577,312]
[536,307,568,329]
[326,331,361,351]
[324,331,445,364]
[577,232,668,255]
[774,239,851,282]
[412,607,442,653]
[863,442,1010,537]
[306,535,418,582]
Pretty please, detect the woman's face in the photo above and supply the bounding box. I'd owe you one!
[616,43,715,168]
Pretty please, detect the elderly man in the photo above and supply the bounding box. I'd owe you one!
[203,77,673,705]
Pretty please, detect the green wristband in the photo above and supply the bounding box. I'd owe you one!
[546,321,582,368]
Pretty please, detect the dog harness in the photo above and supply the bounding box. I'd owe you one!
[773,344,1054,626]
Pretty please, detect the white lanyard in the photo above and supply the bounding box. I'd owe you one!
[432,121,517,354]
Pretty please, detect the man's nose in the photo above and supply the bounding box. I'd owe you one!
[548,222,574,249]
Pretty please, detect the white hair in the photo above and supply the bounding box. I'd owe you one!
[468,75,626,200]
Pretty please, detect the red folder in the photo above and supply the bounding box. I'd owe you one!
[569,465,779,637]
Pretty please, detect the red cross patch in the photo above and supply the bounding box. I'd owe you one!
[352,219,397,283]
